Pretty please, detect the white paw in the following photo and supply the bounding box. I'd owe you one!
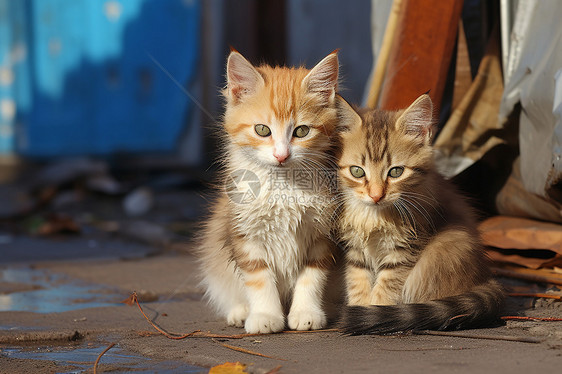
[227,304,249,327]
[288,309,327,331]
[244,312,285,334]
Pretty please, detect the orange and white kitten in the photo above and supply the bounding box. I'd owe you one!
[198,51,341,333]
[337,95,504,333]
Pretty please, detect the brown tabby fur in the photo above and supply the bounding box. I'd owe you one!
[336,95,504,334]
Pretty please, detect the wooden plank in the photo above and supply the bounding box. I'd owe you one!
[452,20,473,110]
[378,0,464,112]
[366,0,405,108]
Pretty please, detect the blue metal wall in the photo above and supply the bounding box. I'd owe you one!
[0,0,200,157]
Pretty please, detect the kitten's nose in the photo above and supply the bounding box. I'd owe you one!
[369,193,383,203]
[368,185,384,203]
[274,151,289,163]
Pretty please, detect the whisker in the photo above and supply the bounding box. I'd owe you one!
[400,191,445,221]
[400,197,435,232]
[395,199,417,232]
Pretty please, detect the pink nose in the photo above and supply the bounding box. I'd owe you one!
[369,193,383,203]
[274,152,289,163]
[368,184,384,204]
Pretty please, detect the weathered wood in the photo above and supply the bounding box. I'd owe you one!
[378,0,464,112]
[366,0,405,108]
[452,20,473,110]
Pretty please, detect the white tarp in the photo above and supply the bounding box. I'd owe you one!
[499,0,562,197]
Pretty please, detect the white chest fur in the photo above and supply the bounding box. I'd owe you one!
[227,152,335,283]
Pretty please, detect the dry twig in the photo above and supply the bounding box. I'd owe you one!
[125,291,339,340]
[501,316,562,322]
[412,330,541,343]
[125,292,557,348]
[508,292,562,300]
[123,292,200,339]
[93,343,116,374]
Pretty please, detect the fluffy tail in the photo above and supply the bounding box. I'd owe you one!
[342,280,504,335]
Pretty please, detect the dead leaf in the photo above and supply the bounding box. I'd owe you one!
[480,216,562,269]
[121,294,136,306]
[492,265,562,286]
[209,362,248,374]
[479,216,562,254]
[485,248,554,269]
[539,255,562,269]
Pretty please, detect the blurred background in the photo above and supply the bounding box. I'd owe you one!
[0,0,561,272]
[0,0,373,162]
[0,0,374,262]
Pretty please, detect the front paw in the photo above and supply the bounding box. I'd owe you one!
[288,309,327,331]
[227,304,249,327]
[244,312,285,334]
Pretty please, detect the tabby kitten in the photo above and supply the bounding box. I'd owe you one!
[336,94,504,333]
[198,50,341,334]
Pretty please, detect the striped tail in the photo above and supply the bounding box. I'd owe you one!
[342,280,504,335]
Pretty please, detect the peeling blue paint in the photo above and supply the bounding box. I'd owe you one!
[0,0,200,157]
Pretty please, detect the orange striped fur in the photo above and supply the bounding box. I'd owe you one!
[197,51,343,334]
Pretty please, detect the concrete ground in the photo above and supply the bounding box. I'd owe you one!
[1,240,561,374]
[0,176,561,373]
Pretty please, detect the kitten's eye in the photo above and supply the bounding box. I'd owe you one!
[388,166,404,178]
[350,166,365,178]
[293,125,310,138]
[255,124,271,137]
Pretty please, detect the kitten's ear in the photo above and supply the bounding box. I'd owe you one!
[302,51,339,104]
[336,95,361,132]
[226,51,264,104]
[396,94,434,143]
